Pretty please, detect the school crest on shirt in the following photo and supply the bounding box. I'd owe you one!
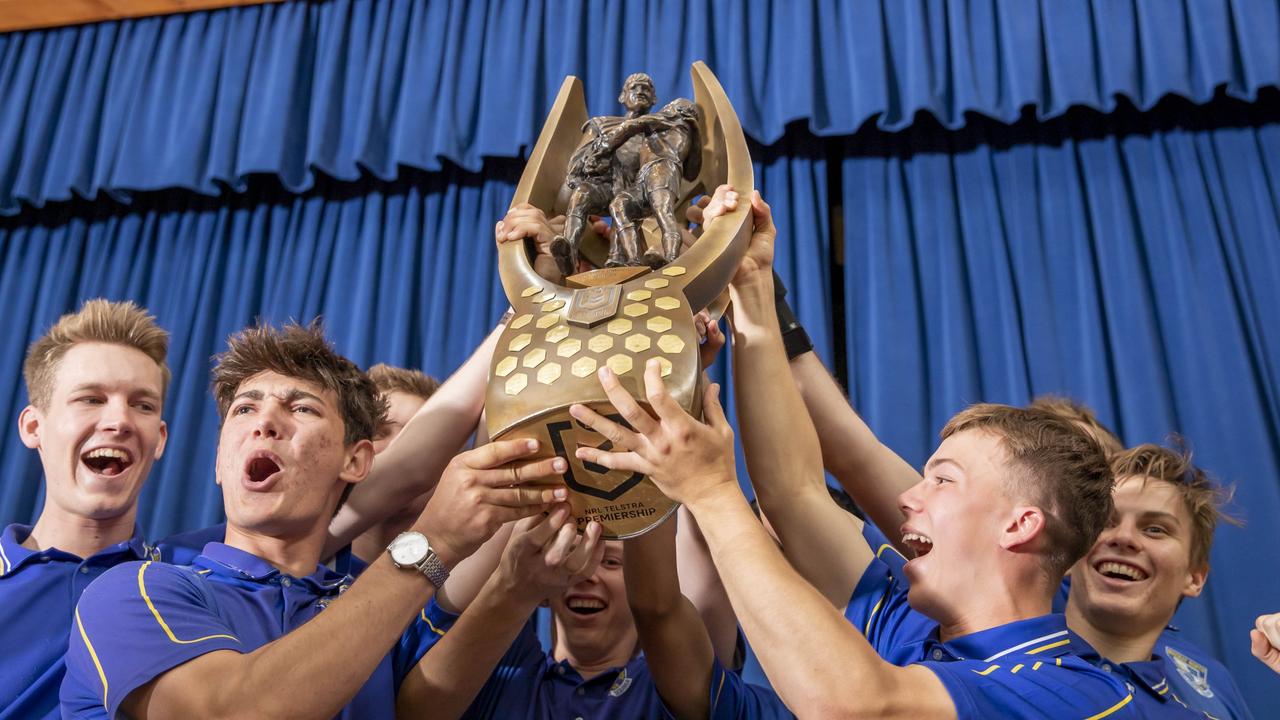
[1165,646,1214,698]
[608,669,633,698]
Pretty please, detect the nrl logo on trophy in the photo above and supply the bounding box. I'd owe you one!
[487,62,753,538]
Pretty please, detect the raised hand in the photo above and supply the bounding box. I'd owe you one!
[496,203,567,282]
[495,507,606,605]
[416,438,568,567]
[1252,612,1280,674]
[569,360,737,508]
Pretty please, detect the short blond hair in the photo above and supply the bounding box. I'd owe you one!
[1028,395,1123,455]
[368,364,440,401]
[23,299,171,409]
[941,403,1114,580]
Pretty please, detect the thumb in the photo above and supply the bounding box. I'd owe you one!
[703,382,728,429]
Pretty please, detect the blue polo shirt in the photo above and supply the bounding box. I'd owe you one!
[845,553,1143,719]
[61,542,455,718]
[0,524,160,720]
[1055,577,1253,718]
[463,620,790,720]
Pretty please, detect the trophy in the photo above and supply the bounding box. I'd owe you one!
[487,62,753,538]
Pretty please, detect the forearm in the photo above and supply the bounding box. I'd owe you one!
[435,522,512,613]
[625,522,715,720]
[397,572,538,719]
[138,558,436,719]
[327,325,501,555]
[676,506,740,665]
[790,352,921,551]
[729,275,826,510]
[687,487,941,719]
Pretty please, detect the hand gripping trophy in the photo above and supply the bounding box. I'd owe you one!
[488,62,753,538]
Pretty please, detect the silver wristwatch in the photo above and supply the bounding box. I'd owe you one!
[387,531,450,588]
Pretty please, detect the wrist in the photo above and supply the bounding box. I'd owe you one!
[682,473,743,515]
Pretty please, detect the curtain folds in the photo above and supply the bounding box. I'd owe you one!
[839,91,1280,706]
[3,0,1278,215]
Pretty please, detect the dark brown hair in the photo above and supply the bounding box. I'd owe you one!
[942,404,1115,579]
[212,321,385,446]
[24,299,170,409]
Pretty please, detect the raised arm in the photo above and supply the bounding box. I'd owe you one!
[116,441,567,720]
[789,350,921,554]
[572,366,954,720]
[625,514,717,719]
[721,190,871,606]
[397,508,604,719]
[326,326,500,556]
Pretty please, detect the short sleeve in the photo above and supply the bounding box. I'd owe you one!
[61,561,244,718]
[461,619,546,719]
[703,657,794,720]
[923,656,1137,720]
[392,596,461,686]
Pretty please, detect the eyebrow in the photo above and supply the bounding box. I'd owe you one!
[924,457,963,473]
[69,383,161,401]
[232,388,325,405]
[1138,510,1183,527]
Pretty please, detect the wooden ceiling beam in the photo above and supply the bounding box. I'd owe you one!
[0,0,286,34]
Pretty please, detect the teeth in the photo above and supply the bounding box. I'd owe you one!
[902,532,933,546]
[84,448,131,462]
[568,598,604,610]
[1097,561,1147,581]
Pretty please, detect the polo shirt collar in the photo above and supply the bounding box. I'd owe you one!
[194,542,352,592]
[0,522,154,577]
[544,650,647,689]
[1072,635,1172,702]
[919,614,1076,663]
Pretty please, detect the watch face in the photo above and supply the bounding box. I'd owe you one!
[390,533,429,565]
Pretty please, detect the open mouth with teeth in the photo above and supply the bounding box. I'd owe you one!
[245,456,282,485]
[902,532,934,558]
[1094,560,1148,582]
[566,597,606,616]
[81,448,134,477]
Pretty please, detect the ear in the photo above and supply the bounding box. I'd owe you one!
[154,420,169,460]
[1000,506,1047,552]
[18,405,42,449]
[1182,562,1208,599]
[338,438,376,486]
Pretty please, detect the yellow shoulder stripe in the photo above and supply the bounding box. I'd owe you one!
[864,584,892,635]
[75,606,110,711]
[1010,663,1024,674]
[875,543,908,562]
[137,562,239,645]
[1083,693,1132,720]
[420,608,446,636]
[971,664,1000,676]
[713,667,727,706]
[1025,638,1070,655]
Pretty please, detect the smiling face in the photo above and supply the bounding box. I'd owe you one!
[215,371,366,538]
[898,429,1021,621]
[551,541,637,663]
[1068,476,1207,637]
[19,342,168,523]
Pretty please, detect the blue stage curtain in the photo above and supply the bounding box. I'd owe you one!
[0,136,825,537]
[838,90,1280,711]
[3,0,1278,215]
[0,163,522,537]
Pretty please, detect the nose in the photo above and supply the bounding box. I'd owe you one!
[1102,519,1140,552]
[252,405,285,439]
[898,478,926,516]
[99,397,136,436]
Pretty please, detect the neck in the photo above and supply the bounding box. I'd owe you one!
[223,523,326,578]
[937,573,1053,641]
[1065,597,1160,663]
[553,625,638,681]
[25,503,136,558]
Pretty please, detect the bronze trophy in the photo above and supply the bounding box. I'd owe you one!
[487,62,753,538]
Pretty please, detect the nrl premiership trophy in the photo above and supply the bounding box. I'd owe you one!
[487,62,753,538]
